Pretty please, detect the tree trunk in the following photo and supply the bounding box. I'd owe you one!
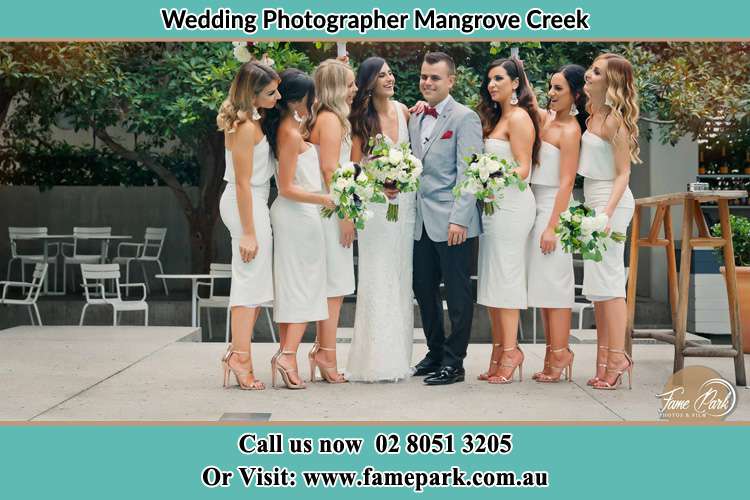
[187,209,217,273]
[95,128,226,273]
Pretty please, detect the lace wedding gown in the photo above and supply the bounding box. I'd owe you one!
[345,102,416,382]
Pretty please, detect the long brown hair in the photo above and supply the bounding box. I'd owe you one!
[350,57,387,156]
[216,61,279,133]
[477,57,541,166]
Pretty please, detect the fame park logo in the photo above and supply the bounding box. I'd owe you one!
[657,366,737,421]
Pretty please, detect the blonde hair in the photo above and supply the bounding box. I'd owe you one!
[589,53,641,164]
[216,62,279,133]
[307,59,352,139]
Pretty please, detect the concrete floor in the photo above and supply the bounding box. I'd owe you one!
[1,326,748,422]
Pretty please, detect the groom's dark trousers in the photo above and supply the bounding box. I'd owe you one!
[413,225,475,369]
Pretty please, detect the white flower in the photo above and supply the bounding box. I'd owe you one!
[342,162,356,175]
[487,159,502,173]
[463,179,481,195]
[388,149,404,165]
[335,177,349,192]
[356,172,368,183]
[592,214,609,232]
[560,210,572,222]
[231,41,245,48]
[233,45,253,63]
[478,164,491,182]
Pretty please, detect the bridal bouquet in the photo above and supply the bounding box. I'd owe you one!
[320,161,376,230]
[555,201,626,262]
[452,152,527,216]
[363,135,422,221]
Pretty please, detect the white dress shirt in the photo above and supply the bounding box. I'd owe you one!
[420,95,451,146]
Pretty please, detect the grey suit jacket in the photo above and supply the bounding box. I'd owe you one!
[409,95,484,242]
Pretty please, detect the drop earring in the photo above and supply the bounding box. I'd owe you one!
[605,95,614,107]
[569,102,579,116]
[251,107,261,121]
[293,110,303,123]
[510,90,518,105]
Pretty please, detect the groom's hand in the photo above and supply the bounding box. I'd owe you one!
[447,223,467,246]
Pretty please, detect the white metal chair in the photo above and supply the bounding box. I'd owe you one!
[79,263,148,326]
[62,227,112,293]
[7,227,59,294]
[0,263,47,325]
[112,227,169,296]
[197,263,232,340]
[197,263,277,343]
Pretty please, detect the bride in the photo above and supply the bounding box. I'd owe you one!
[345,56,416,382]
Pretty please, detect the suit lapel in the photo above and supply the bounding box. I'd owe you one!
[420,96,454,159]
[410,113,423,158]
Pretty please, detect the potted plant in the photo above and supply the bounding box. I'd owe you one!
[710,215,750,353]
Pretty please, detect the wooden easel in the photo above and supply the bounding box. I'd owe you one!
[625,190,746,386]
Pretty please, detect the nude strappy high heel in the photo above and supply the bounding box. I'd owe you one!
[271,351,306,390]
[592,348,633,390]
[488,346,524,384]
[308,343,347,383]
[532,344,551,381]
[222,347,265,390]
[536,347,574,383]
[478,343,502,381]
[587,345,608,386]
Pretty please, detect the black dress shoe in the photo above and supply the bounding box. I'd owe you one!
[412,358,441,377]
[424,366,465,385]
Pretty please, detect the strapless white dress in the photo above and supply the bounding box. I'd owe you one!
[270,144,329,323]
[579,131,634,300]
[477,138,536,309]
[317,137,356,297]
[219,136,274,307]
[346,101,415,382]
[526,141,575,308]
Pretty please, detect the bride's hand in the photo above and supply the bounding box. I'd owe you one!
[338,218,355,248]
[409,100,428,114]
[384,187,400,200]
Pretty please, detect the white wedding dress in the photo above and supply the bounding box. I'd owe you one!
[345,102,416,382]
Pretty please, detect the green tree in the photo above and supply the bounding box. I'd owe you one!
[3,42,311,272]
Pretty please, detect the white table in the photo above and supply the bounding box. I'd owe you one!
[155,274,213,327]
[15,234,132,295]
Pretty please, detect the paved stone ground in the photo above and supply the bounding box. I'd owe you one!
[1,326,747,421]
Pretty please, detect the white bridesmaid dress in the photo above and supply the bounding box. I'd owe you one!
[579,130,634,300]
[270,144,329,323]
[219,136,274,307]
[477,138,536,309]
[346,101,415,382]
[526,142,575,308]
[317,137,356,298]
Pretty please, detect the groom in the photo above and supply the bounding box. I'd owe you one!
[409,52,483,385]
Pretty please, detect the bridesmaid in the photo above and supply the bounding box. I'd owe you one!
[528,65,587,383]
[268,69,336,390]
[346,56,415,382]
[308,59,358,383]
[581,54,640,390]
[476,57,539,384]
[217,61,280,390]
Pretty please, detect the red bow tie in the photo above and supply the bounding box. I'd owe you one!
[423,106,439,118]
